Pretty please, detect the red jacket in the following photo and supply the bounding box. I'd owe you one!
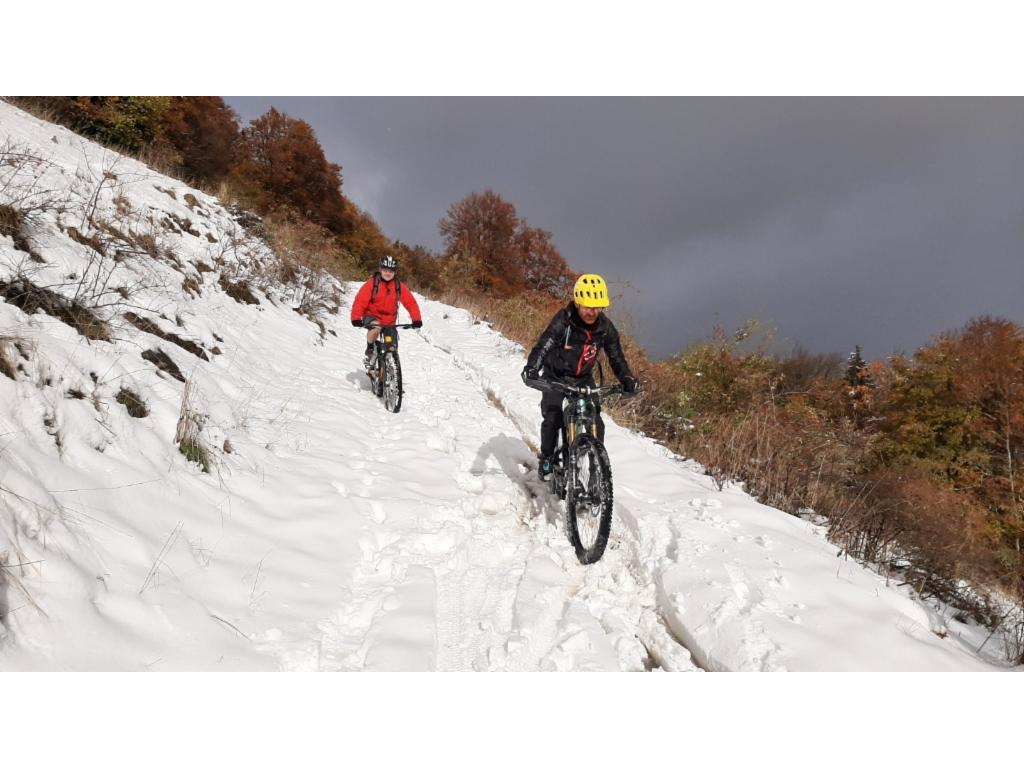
[350,273,422,326]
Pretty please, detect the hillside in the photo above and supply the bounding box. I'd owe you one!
[0,101,1007,670]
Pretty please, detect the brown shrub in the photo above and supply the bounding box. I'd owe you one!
[828,465,1007,622]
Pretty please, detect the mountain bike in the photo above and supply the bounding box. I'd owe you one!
[524,377,627,564]
[365,323,416,413]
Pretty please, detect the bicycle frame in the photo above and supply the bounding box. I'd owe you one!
[523,377,629,562]
[524,378,623,497]
[365,323,417,411]
[366,323,415,371]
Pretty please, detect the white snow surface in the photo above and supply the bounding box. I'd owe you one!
[0,101,1007,671]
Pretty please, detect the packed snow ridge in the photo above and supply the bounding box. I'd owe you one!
[0,102,1007,671]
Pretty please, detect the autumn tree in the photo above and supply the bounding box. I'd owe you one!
[232,108,353,235]
[438,189,574,298]
[438,189,524,296]
[393,241,442,293]
[516,224,576,297]
[869,317,1024,577]
[953,317,1024,547]
[161,97,240,186]
[340,204,396,274]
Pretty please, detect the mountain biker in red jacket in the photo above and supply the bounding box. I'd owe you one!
[522,273,639,480]
[350,255,423,366]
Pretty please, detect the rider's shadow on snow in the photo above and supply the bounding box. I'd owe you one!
[345,370,372,391]
[470,434,559,525]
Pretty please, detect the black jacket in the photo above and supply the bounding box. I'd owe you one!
[526,303,633,384]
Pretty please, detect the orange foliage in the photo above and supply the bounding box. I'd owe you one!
[438,189,574,298]
[516,225,576,297]
[231,107,353,236]
[438,189,524,296]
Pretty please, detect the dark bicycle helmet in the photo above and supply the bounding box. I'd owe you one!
[379,255,398,271]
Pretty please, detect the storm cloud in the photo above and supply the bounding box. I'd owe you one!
[227,97,1024,360]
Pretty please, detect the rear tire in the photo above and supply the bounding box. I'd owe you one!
[383,351,403,413]
[564,434,613,564]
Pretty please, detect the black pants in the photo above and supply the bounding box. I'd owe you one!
[540,389,604,458]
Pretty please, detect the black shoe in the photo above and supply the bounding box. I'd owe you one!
[538,454,553,480]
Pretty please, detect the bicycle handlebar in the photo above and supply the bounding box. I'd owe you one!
[523,376,626,398]
[369,323,419,329]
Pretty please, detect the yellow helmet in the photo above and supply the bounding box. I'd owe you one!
[573,274,610,308]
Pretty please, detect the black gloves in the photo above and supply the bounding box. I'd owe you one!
[351,319,362,327]
[621,376,639,394]
[411,320,423,328]
[522,365,540,382]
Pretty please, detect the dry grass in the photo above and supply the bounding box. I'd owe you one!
[123,311,209,360]
[218,272,260,305]
[175,378,209,473]
[432,288,565,350]
[141,348,185,383]
[0,336,17,380]
[115,386,149,418]
[0,278,111,341]
[0,203,43,262]
[263,213,357,288]
[65,225,105,256]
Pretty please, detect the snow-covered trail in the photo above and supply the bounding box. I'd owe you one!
[248,314,696,671]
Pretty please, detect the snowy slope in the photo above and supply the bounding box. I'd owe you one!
[0,101,1007,671]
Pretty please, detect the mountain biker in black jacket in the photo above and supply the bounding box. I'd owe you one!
[521,274,639,479]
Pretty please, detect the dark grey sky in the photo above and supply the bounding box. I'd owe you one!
[226,97,1024,361]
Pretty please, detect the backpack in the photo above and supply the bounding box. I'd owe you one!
[371,271,401,302]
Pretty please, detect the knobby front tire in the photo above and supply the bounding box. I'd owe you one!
[564,433,614,564]
[383,351,403,413]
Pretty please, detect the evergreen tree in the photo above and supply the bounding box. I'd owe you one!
[845,345,867,387]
